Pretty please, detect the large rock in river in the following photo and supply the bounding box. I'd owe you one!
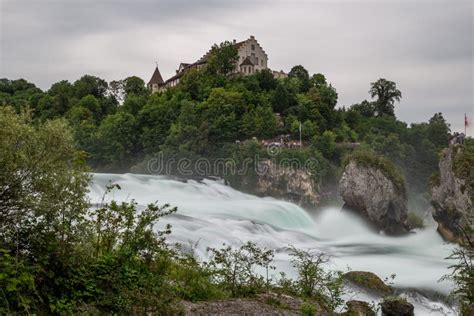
[430,144,474,242]
[339,155,409,235]
[228,159,320,206]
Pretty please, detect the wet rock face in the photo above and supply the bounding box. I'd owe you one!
[339,161,409,235]
[253,159,320,206]
[380,298,414,316]
[255,159,320,205]
[430,146,473,242]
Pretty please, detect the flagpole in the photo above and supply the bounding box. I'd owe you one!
[299,122,302,147]
[465,113,467,135]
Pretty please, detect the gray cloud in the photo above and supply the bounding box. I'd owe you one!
[0,0,472,134]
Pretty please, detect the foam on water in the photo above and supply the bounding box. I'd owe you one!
[89,173,459,315]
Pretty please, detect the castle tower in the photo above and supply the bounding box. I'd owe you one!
[147,65,164,93]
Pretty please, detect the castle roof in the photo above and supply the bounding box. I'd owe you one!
[240,56,254,66]
[148,66,164,85]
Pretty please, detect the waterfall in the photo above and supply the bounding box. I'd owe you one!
[89,173,459,315]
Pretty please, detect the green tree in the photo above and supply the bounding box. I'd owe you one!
[124,76,148,96]
[77,95,101,122]
[369,78,402,117]
[138,95,181,153]
[256,69,277,91]
[242,105,278,139]
[74,75,108,99]
[200,88,245,145]
[96,112,140,167]
[206,41,239,76]
[427,112,450,149]
[272,83,290,113]
[288,65,310,93]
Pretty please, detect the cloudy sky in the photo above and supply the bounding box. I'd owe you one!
[1,0,472,134]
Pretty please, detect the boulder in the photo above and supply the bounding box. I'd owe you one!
[343,271,392,296]
[343,300,375,316]
[339,157,409,235]
[430,145,474,242]
[232,159,320,206]
[380,297,414,316]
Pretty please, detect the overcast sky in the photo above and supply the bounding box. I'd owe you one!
[1,0,472,134]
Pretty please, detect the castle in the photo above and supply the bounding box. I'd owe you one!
[147,36,287,93]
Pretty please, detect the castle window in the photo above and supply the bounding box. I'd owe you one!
[256,57,259,65]
[251,44,255,50]
[261,60,264,66]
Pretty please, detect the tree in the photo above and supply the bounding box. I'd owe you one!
[255,69,277,91]
[313,131,337,159]
[138,95,181,153]
[96,112,140,167]
[288,65,310,93]
[74,75,108,99]
[124,76,148,96]
[76,95,101,123]
[48,80,74,115]
[200,88,245,144]
[206,41,239,76]
[272,83,290,113]
[369,78,402,117]
[242,105,278,139]
[427,112,450,149]
[121,94,147,116]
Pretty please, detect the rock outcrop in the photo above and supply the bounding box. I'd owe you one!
[430,145,474,242]
[343,271,393,296]
[231,159,320,206]
[342,300,375,316]
[182,292,328,315]
[380,297,414,316]
[339,157,409,235]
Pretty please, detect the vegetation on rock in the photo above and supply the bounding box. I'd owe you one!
[343,271,393,296]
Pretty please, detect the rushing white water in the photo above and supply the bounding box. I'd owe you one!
[89,173,459,315]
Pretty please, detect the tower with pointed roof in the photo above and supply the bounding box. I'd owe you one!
[147,65,164,93]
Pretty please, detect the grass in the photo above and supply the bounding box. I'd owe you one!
[343,150,406,195]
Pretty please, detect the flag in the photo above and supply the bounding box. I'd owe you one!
[465,113,470,128]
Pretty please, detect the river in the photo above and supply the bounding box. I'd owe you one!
[89,173,459,315]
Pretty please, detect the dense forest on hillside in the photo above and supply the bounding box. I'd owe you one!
[0,43,450,205]
[0,42,452,202]
[1,41,473,314]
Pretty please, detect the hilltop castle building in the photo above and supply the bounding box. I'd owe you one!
[148,36,287,93]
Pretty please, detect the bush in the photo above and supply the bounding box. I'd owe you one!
[406,212,425,229]
[300,302,318,315]
[206,241,275,297]
[289,247,344,310]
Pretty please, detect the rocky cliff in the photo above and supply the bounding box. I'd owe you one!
[229,159,320,206]
[339,155,409,235]
[430,144,474,242]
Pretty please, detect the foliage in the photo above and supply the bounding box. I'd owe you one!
[206,241,275,297]
[406,212,425,229]
[443,226,474,315]
[369,78,401,117]
[289,247,345,310]
[452,143,474,200]
[207,41,239,76]
[1,54,459,218]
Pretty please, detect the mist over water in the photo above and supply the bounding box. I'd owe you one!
[89,173,458,315]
